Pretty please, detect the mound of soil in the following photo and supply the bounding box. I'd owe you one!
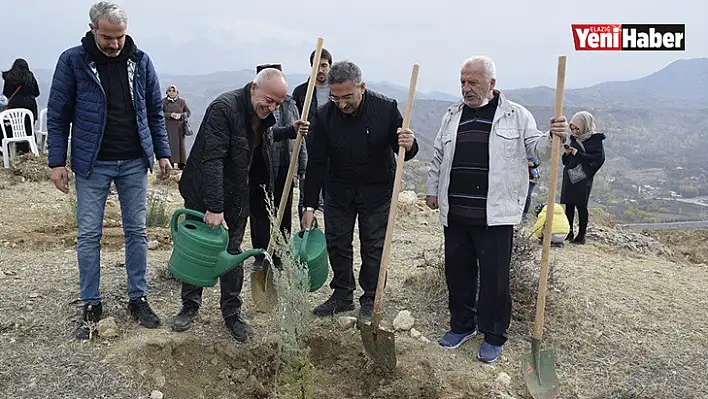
[112,330,451,399]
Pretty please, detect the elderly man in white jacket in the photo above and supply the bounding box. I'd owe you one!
[426,55,568,362]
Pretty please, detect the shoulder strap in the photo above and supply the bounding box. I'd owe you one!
[7,85,23,102]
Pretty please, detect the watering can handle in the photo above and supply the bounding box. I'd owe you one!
[170,208,229,244]
[298,217,318,261]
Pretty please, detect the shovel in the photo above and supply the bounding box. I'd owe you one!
[360,63,419,370]
[251,38,325,313]
[523,55,566,399]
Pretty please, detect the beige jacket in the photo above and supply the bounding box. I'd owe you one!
[426,90,553,226]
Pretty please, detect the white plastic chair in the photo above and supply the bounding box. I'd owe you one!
[36,108,48,153]
[0,108,39,168]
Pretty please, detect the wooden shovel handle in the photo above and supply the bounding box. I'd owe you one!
[532,56,566,340]
[371,64,419,328]
[266,37,324,256]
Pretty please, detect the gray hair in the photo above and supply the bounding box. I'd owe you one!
[328,61,363,86]
[253,68,286,87]
[90,2,128,28]
[461,56,496,82]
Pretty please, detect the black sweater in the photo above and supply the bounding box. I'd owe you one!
[303,90,418,208]
[82,31,143,161]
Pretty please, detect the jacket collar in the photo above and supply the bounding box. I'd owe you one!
[241,82,276,129]
[447,89,511,115]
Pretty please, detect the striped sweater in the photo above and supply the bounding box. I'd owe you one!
[446,94,499,226]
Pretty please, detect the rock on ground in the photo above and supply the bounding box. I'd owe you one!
[393,310,415,331]
[97,317,119,338]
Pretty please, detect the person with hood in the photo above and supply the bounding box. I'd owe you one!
[163,84,191,169]
[533,203,570,247]
[47,1,172,340]
[2,58,41,154]
[560,111,606,244]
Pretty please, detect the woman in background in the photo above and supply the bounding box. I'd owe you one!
[163,85,191,170]
[2,58,40,154]
[560,111,606,244]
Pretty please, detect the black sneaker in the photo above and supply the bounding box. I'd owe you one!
[75,302,103,340]
[128,297,161,329]
[356,297,374,328]
[312,294,355,317]
[566,232,575,241]
[571,236,586,245]
[173,305,199,332]
[225,314,252,342]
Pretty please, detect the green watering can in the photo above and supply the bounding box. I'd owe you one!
[292,218,329,292]
[168,208,265,287]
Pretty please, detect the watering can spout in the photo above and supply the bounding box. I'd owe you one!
[216,248,266,276]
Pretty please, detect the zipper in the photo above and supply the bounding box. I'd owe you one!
[83,58,108,178]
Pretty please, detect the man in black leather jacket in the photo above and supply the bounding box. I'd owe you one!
[301,60,418,326]
[172,68,309,342]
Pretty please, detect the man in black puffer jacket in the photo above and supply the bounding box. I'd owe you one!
[173,68,309,342]
[301,61,418,326]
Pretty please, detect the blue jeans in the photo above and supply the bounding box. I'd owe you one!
[523,182,536,216]
[75,158,149,305]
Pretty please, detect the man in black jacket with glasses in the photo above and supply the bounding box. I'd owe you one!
[301,60,418,326]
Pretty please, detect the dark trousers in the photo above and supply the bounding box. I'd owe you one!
[565,204,588,238]
[444,224,513,346]
[250,168,294,263]
[523,182,536,215]
[324,188,389,304]
[249,183,271,263]
[180,202,248,320]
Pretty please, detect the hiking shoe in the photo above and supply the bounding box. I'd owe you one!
[173,305,199,332]
[128,297,161,329]
[225,314,252,342]
[438,330,477,349]
[477,341,503,363]
[356,297,374,328]
[312,295,355,317]
[74,302,103,340]
[565,232,575,241]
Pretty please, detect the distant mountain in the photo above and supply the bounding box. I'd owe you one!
[503,58,708,109]
[5,58,706,191]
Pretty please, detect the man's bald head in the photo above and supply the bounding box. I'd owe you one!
[250,68,288,119]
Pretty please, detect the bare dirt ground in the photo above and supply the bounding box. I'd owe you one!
[1,155,707,398]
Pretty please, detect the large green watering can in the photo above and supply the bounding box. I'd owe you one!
[292,218,329,292]
[168,208,265,287]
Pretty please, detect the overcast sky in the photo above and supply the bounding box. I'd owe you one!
[1,0,705,95]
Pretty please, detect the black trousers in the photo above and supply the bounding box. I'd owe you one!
[324,187,389,304]
[250,167,294,262]
[565,204,588,239]
[180,201,248,320]
[443,224,513,346]
[249,182,271,263]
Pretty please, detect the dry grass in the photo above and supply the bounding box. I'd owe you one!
[644,229,708,265]
[1,180,708,398]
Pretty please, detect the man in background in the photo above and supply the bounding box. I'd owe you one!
[293,48,332,219]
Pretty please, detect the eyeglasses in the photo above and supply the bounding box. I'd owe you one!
[329,93,356,104]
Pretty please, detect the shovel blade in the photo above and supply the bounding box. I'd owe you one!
[524,338,559,399]
[360,323,396,370]
[250,264,278,313]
